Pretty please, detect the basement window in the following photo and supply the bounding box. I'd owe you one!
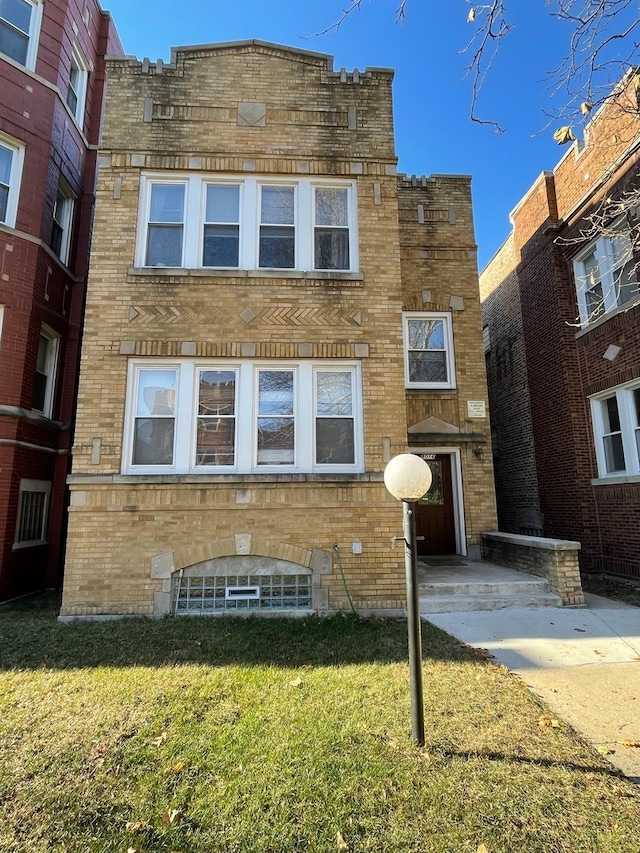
[172,573,312,614]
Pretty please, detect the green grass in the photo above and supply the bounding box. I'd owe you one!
[1,595,639,853]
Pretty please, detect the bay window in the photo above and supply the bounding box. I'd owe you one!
[136,174,358,272]
[123,360,363,474]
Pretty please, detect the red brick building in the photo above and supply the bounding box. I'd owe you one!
[481,72,640,580]
[0,0,121,601]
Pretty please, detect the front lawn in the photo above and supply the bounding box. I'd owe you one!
[0,596,638,852]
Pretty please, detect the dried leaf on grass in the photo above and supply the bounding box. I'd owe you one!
[538,715,560,729]
[478,845,490,853]
[619,739,640,748]
[170,761,185,774]
[152,731,168,747]
[125,821,148,833]
[597,745,615,755]
[162,807,185,826]
[337,830,348,850]
[288,677,303,688]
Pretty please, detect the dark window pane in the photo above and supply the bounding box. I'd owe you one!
[133,418,174,465]
[198,370,235,415]
[0,144,12,184]
[149,184,184,222]
[32,371,47,411]
[315,188,348,226]
[419,461,443,505]
[409,351,447,383]
[259,226,295,268]
[0,23,29,64]
[0,185,7,222]
[66,84,78,114]
[146,224,183,266]
[315,418,354,464]
[50,221,63,258]
[257,417,294,464]
[604,433,625,473]
[203,224,239,267]
[1,0,32,34]
[586,284,605,320]
[604,396,621,432]
[315,229,349,270]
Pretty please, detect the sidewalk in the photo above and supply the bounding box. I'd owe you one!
[424,594,640,781]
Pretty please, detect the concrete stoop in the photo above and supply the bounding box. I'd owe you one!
[419,564,563,614]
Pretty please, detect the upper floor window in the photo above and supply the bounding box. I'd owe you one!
[402,312,456,389]
[50,179,74,264]
[66,43,89,126]
[0,0,42,70]
[136,174,358,273]
[0,135,25,228]
[573,226,639,326]
[32,325,59,417]
[123,359,363,475]
[590,380,640,478]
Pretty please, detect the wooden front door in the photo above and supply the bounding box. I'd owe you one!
[414,454,457,555]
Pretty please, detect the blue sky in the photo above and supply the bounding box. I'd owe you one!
[102,1,582,269]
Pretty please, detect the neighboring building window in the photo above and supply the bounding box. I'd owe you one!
[136,175,358,272]
[0,0,42,70]
[123,360,363,474]
[66,43,89,125]
[402,312,456,389]
[14,479,51,548]
[50,180,74,264]
[0,136,25,228]
[590,380,640,477]
[574,226,639,326]
[32,326,59,417]
[482,324,491,354]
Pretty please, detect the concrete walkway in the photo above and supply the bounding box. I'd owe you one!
[424,593,640,781]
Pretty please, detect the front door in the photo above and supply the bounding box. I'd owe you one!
[414,454,457,555]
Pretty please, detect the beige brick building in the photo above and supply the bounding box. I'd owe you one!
[60,40,496,618]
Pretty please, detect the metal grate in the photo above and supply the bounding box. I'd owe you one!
[172,573,312,615]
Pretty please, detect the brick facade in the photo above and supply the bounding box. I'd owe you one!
[60,41,496,618]
[0,0,122,601]
[480,74,640,580]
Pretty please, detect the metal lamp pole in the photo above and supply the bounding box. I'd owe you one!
[402,498,425,746]
[383,453,432,748]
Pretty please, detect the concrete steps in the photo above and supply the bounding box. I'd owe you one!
[419,565,563,613]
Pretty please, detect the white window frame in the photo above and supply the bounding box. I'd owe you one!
[122,359,364,475]
[13,479,51,549]
[135,174,359,273]
[590,379,640,479]
[402,312,456,389]
[0,134,25,228]
[32,325,59,417]
[573,224,639,326]
[51,178,75,264]
[0,0,43,71]
[0,305,4,345]
[66,42,89,126]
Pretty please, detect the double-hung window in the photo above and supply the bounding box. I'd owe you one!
[136,174,358,272]
[66,43,89,126]
[0,0,42,70]
[32,326,59,417]
[0,136,24,228]
[402,312,456,389]
[123,360,363,474]
[574,226,639,326]
[590,381,640,478]
[50,179,74,264]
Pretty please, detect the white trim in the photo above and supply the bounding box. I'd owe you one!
[402,312,456,389]
[0,134,25,228]
[589,378,640,478]
[135,173,359,273]
[412,447,466,555]
[122,358,364,475]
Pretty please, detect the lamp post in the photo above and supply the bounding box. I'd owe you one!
[384,453,432,747]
